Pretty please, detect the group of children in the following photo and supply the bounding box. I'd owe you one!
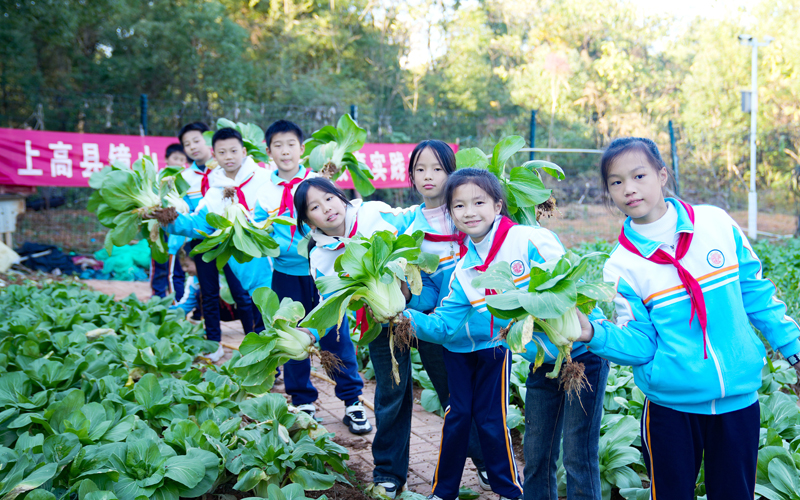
[151,119,800,500]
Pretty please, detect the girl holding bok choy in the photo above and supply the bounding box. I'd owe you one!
[392,140,487,497]
[577,137,800,500]
[293,177,420,492]
[401,168,608,500]
[150,127,262,359]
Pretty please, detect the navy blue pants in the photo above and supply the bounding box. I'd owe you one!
[150,254,185,302]
[272,270,363,406]
[192,243,255,342]
[642,399,760,500]
[432,346,523,500]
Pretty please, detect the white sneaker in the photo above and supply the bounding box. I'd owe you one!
[203,343,225,362]
[426,495,444,500]
[343,401,372,434]
[477,468,491,491]
[296,403,316,419]
[376,481,406,499]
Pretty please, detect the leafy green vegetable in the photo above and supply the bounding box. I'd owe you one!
[202,118,269,164]
[303,114,375,196]
[302,230,438,345]
[472,251,614,392]
[455,135,564,225]
[189,196,290,270]
[88,158,189,264]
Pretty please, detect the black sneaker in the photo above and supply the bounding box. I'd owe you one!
[343,401,372,434]
[477,468,490,491]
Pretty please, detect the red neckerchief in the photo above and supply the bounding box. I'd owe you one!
[473,216,517,337]
[234,173,255,211]
[277,169,311,246]
[198,165,213,196]
[617,200,708,359]
[424,231,467,259]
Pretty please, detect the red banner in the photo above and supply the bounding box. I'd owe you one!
[0,128,455,190]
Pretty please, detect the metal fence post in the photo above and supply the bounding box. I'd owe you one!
[668,120,680,197]
[350,104,358,124]
[529,110,537,161]
[140,94,148,136]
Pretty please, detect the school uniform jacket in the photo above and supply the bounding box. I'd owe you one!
[404,216,590,359]
[588,198,800,415]
[252,166,317,276]
[166,158,275,294]
[306,199,417,338]
[403,205,492,352]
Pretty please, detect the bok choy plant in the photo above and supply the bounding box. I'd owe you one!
[300,230,439,383]
[303,114,375,196]
[472,250,615,398]
[455,135,565,226]
[188,187,291,270]
[88,157,189,264]
[233,287,342,393]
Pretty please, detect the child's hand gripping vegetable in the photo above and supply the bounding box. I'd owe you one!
[472,250,615,399]
[301,230,439,383]
[88,157,190,263]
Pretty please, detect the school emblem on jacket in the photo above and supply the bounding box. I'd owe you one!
[510,260,525,276]
[707,249,725,268]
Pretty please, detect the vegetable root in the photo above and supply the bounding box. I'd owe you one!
[496,318,516,342]
[559,358,589,403]
[153,206,178,226]
[318,350,345,377]
[223,186,237,200]
[320,162,338,179]
[392,314,416,351]
[536,196,557,221]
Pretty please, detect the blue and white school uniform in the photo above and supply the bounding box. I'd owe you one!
[405,216,572,500]
[402,205,491,480]
[247,167,322,402]
[588,198,800,499]
[307,199,417,463]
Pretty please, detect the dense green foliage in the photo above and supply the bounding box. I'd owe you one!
[3,0,799,210]
[0,282,351,500]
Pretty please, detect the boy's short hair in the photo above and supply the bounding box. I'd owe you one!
[178,122,210,143]
[165,143,185,157]
[212,127,244,148]
[265,120,304,148]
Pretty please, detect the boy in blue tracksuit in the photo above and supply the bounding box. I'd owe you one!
[250,120,365,426]
[577,137,800,500]
[159,127,261,360]
[150,143,187,301]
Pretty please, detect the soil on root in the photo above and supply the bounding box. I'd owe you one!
[392,315,416,351]
[559,360,589,404]
[320,163,339,179]
[536,196,558,221]
[223,187,237,200]
[154,206,177,225]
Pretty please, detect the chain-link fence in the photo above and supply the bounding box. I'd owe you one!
[7,89,799,255]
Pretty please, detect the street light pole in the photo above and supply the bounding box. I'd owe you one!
[739,34,773,240]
